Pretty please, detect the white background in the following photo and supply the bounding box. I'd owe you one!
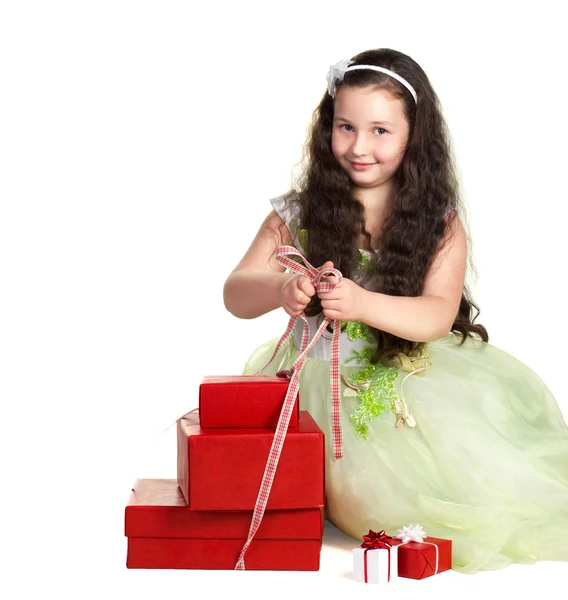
[1,1,567,599]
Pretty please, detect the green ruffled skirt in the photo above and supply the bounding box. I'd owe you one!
[242,332,568,574]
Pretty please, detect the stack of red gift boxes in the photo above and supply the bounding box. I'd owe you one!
[125,375,326,570]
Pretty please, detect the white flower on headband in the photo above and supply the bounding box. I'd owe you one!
[324,59,418,103]
[326,59,353,98]
[396,524,427,543]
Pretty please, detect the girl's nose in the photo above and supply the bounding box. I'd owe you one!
[351,133,370,157]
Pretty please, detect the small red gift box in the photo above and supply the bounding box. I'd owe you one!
[391,536,452,579]
[177,410,324,510]
[125,479,324,570]
[198,375,299,428]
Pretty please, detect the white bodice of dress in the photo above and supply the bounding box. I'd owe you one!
[292,311,376,362]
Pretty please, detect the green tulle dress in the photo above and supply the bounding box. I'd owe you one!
[241,195,568,574]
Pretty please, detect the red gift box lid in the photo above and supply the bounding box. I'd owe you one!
[199,375,299,429]
[125,479,324,540]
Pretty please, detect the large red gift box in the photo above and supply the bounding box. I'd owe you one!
[177,410,324,510]
[391,537,452,579]
[198,375,299,428]
[125,478,324,570]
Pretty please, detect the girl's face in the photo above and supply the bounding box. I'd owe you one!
[331,85,410,193]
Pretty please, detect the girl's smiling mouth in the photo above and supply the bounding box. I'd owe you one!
[351,161,376,170]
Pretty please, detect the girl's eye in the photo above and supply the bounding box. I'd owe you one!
[338,124,387,135]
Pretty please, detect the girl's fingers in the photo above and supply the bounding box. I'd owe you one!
[320,299,340,309]
[317,260,334,271]
[319,274,335,284]
[297,275,315,295]
[298,276,316,298]
[318,288,336,296]
[299,283,316,297]
[318,278,341,292]
[323,309,340,320]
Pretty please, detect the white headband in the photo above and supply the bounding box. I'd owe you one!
[326,59,417,103]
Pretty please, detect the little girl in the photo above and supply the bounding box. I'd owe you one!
[223,48,568,574]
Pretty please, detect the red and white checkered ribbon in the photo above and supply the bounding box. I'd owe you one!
[235,245,343,570]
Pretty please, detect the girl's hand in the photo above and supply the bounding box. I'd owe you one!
[280,261,334,317]
[318,277,365,322]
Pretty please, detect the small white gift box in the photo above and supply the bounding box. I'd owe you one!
[353,544,398,584]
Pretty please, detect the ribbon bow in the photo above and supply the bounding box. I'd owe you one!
[396,523,427,543]
[361,529,393,550]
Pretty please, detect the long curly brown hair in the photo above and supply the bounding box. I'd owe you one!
[285,48,488,364]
